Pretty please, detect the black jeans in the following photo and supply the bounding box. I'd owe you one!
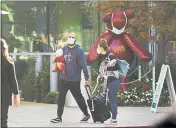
[57,79,88,118]
[1,104,9,128]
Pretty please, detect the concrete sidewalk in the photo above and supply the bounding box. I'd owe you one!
[8,101,172,127]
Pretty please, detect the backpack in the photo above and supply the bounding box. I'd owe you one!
[107,54,130,78]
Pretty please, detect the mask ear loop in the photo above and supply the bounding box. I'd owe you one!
[122,11,128,29]
[111,13,114,28]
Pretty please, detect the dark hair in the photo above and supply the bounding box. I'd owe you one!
[1,40,4,56]
[1,38,6,62]
[1,38,5,52]
[99,39,108,51]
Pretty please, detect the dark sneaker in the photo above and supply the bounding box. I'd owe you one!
[80,114,90,123]
[50,117,62,123]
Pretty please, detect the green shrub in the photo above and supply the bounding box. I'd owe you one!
[19,57,50,102]
[34,57,50,102]
[44,91,59,104]
[19,58,37,101]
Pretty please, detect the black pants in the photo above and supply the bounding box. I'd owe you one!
[57,79,88,118]
[1,104,9,128]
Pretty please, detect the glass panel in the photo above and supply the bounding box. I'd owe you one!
[1,1,99,53]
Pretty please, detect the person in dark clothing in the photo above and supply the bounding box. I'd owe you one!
[50,32,90,123]
[1,38,20,128]
[96,39,121,125]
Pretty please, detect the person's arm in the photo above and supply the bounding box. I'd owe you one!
[77,49,89,81]
[8,60,19,95]
[107,54,120,71]
[8,60,20,107]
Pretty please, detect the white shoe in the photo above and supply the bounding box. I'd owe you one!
[104,118,117,125]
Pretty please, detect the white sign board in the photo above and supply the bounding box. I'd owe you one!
[150,64,176,113]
